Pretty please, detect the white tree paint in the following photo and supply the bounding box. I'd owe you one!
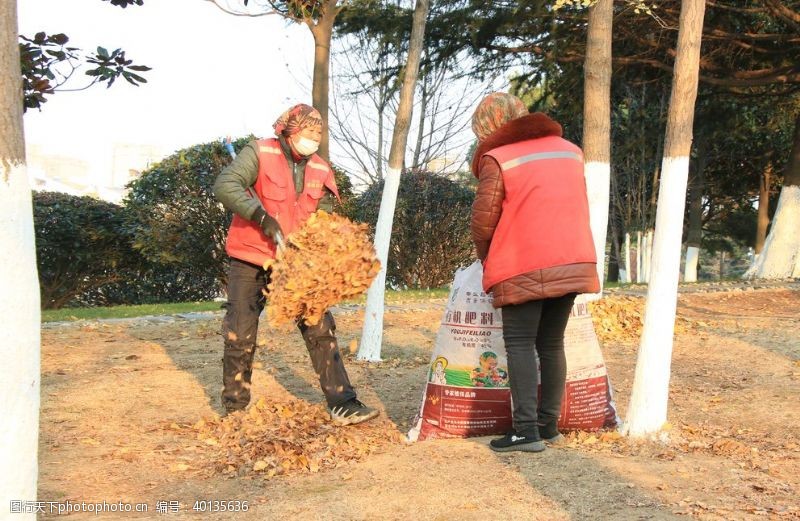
[745,185,800,279]
[358,166,401,361]
[622,157,690,436]
[585,161,610,299]
[623,232,631,283]
[0,164,41,516]
[358,0,430,361]
[684,245,700,282]
[642,232,649,283]
[636,231,643,283]
[623,0,705,437]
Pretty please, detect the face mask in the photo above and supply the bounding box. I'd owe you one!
[292,135,320,156]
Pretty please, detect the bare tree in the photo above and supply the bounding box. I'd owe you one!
[329,35,489,186]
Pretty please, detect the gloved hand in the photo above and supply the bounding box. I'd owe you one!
[252,207,283,242]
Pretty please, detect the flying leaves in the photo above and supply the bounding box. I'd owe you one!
[264,211,381,328]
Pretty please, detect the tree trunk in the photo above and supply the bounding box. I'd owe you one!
[412,70,428,170]
[309,2,338,161]
[683,138,708,282]
[746,113,800,279]
[643,229,653,283]
[0,1,41,514]
[582,0,613,296]
[376,103,385,179]
[624,231,631,283]
[608,211,622,283]
[358,0,430,361]
[754,163,772,256]
[636,230,643,283]
[623,0,705,437]
[719,250,725,279]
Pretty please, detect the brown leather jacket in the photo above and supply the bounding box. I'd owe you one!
[470,113,600,308]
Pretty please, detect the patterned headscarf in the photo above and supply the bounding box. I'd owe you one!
[273,103,323,137]
[471,92,529,142]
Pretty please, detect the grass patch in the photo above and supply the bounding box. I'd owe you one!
[42,301,223,323]
[41,288,452,323]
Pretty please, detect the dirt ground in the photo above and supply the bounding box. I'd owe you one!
[38,286,800,520]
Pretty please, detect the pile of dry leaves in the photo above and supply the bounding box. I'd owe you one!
[265,211,381,328]
[589,295,695,344]
[183,397,403,479]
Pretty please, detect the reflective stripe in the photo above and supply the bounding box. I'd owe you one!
[308,161,328,172]
[500,151,583,170]
[259,146,282,155]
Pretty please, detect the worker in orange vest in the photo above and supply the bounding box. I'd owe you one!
[470,92,599,452]
[213,103,378,425]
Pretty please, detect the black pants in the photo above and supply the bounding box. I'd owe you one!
[501,293,577,435]
[221,258,357,411]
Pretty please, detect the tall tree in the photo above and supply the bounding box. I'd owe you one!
[582,0,613,293]
[358,0,430,361]
[207,0,346,160]
[623,0,706,437]
[1,0,41,514]
[746,113,800,278]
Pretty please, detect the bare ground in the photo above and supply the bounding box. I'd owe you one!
[38,287,800,520]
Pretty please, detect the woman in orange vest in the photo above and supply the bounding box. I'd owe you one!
[470,93,600,452]
[212,103,378,425]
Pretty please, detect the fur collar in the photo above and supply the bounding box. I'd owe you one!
[471,113,563,178]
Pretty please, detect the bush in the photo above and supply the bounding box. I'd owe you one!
[353,172,475,288]
[33,191,220,308]
[123,137,247,286]
[33,192,138,309]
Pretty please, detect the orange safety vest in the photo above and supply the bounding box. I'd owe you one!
[481,136,597,291]
[224,138,340,266]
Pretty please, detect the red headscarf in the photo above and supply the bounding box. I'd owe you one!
[273,103,323,137]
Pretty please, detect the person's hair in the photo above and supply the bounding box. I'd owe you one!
[432,356,448,369]
[480,351,497,361]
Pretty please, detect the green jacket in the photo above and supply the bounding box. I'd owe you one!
[213,137,334,221]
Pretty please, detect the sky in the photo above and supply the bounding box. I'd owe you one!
[19,0,314,185]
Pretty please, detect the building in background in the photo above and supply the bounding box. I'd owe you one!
[27,143,169,204]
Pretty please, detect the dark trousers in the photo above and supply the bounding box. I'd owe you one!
[221,258,357,411]
[501,293,577,435]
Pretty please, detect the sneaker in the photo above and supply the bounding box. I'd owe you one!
[489,431,546,453]
[538,421,565,445]
[328,399,380,426]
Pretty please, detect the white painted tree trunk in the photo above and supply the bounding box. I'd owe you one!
[358,0,430,361]
[623,232,631,283]
[645,229,654,283]
[585,162,610,298]
[0,168,41,516]
[358,166,401,361]
[1,2,41,516]
[745,185,800,279]
[582,0,612,298]
[684,246,700,282]
[623,0,705,437]
[636,231,643,283]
